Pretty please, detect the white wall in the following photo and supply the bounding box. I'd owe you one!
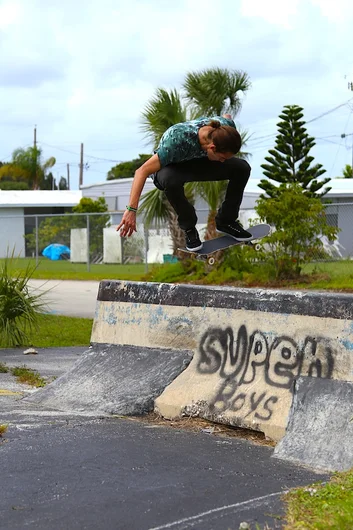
[0,208,25,258]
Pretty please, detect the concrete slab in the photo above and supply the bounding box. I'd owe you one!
[274,376,353,471]
[24,344,193,415]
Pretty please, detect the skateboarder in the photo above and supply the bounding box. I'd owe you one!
[117,115,252,251]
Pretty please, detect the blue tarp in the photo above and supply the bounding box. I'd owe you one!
[42,244,70,261]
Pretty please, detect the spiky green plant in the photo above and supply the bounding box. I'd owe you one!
[0,252,47,347]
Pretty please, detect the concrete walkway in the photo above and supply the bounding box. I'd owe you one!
[28,280,99,318]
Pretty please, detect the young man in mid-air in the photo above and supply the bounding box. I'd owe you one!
[117,115,251,251]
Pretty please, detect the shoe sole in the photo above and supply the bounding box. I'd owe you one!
[216,228,252,241]
[186,244,203,251]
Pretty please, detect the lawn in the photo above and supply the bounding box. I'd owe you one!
[0,257,147,281]
[0,313,92,349]
[3,257,353,290]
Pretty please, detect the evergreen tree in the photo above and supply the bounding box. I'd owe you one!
[259,105,331,198]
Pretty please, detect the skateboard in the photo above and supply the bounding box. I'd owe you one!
[179,223,271,265]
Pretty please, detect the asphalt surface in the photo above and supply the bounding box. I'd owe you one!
[0,347,329,530]
[0,285,330,529]
[1,413,327,530]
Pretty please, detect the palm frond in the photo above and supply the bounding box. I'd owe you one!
[140,88,187,149]
[139,187,169,227]
[183,68,251,118]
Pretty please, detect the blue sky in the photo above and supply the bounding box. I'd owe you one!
[0,0,353,190]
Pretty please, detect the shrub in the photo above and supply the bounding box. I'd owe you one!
[0,253,46,347]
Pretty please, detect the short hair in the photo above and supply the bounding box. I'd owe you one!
[207,120,242,154]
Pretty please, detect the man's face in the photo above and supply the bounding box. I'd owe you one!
[206,146,234,163]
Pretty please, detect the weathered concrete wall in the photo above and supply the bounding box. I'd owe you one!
[92,281,353,441]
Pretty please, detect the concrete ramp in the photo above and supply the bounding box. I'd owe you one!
[92,281,353,441]
[273,377,353,471]
[25,344,192,415]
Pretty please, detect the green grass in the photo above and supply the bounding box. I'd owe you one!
[0,313,92,348]
[301,260,353,290]
[0,362,9,373]
[11,366,46,387]
[0,258,147,281]
[282,469,353,529]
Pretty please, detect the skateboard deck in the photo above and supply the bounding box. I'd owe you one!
[179,223,271,264]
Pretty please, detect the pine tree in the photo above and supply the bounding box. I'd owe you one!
[259,105,331,198]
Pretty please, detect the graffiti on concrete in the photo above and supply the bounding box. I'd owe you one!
[197,326,334,421]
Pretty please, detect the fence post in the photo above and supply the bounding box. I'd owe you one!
[144,225,149,273]
[35,216,39,266]
[86,214,90,272]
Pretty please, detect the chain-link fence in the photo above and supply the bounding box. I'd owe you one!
[0,203,352,270]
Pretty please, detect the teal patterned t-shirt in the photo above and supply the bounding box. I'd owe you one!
[155,116,236,168]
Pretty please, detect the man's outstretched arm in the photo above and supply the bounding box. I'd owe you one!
[116,154,161,237]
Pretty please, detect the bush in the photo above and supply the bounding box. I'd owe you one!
[0,253,46,347]
[256,184,339,279]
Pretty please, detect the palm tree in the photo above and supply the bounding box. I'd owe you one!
[0,147,56,190]
[184,68,251,239]
[140,88,191,253]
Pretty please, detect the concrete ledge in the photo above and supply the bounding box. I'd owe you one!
[25,344,192,415]
[274,377,353,471]
[91,281,353,441]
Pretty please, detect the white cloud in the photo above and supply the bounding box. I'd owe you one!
[240,0,301,28]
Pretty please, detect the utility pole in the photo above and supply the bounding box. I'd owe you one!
[33,125,37,189]
[67,163,70,190]
[79,143,84,188]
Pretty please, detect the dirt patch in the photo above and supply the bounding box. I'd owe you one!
[127,412,276,447]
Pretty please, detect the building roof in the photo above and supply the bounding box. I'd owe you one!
[0,190,82,208]
[82,177,353,197]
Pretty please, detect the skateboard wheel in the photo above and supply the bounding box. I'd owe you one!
[208,257,215,266]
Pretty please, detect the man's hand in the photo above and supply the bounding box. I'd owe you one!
[116,210,137,237]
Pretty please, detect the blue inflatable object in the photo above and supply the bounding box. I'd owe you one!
[42,244,71,261]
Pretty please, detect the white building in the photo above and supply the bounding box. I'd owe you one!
[81,177,353,258]
[0,190,82,258]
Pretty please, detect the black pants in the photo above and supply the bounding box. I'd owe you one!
[153,157,251,230]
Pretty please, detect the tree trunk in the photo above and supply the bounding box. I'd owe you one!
[205,210,217,240]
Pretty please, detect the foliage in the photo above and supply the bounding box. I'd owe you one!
[0,180,29,190]
[25,197,111,258]
[141,88,189,149]
[259,105,331,198]
[4,147,56,189]
[256,184,339,279]
[107,154,151,180]
[0,253,46,347]
[183,67,251,117]
[341,164,353,178]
